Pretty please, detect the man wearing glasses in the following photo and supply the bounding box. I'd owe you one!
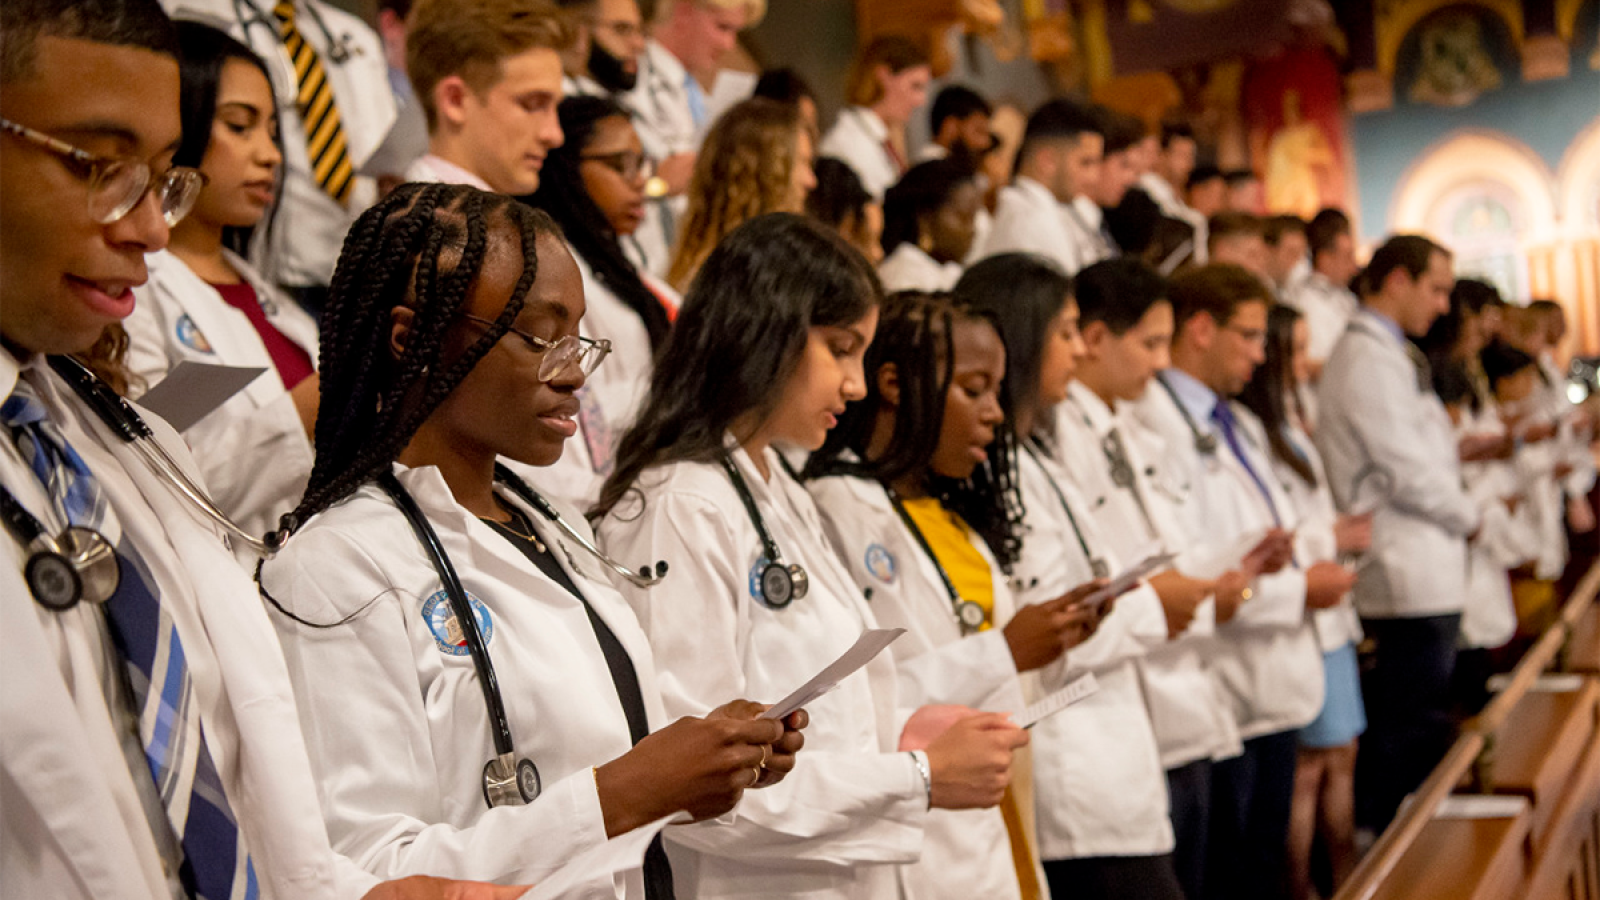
[0,0,532,896]
[1126,264,1353,900]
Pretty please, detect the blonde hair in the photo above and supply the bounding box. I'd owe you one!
[407,0,574,130]
[843,34,928,108]
[653,0,766,28]
[667,98,805,291]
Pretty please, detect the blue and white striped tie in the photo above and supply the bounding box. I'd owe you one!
[3,377,258,900]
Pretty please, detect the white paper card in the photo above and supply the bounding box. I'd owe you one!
[1078,552,1179,609]
[762,628,905,720]
[1019,673,1100,728]
[137,361,266,432]
[527,815,671,900]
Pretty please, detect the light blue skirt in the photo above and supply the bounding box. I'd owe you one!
[1299,641,1367,749]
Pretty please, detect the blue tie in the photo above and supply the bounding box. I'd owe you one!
[684,73,708,129]
[1210,401,1281,526]
[3,378,258,900]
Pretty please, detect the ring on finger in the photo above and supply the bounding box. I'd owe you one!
[759,743,771,770]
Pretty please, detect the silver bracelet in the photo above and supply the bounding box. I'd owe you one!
[907,750,932,809]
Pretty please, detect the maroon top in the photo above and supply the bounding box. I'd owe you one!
[211,280,314,391]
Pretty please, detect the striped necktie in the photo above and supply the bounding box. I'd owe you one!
[3,378,258,900]
[274,0,355,205]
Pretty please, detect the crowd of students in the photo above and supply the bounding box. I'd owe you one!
[2,1,1594,900]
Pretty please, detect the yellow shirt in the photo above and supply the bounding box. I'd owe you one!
[899,496,995,629]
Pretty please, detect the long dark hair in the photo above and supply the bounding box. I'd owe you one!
[173,20,283,257]
[1237,303,1315,486]
[593,212,880,520]
[952,253,1073,444]
[271,183,560,543]
[804,290,1023,570]
[524,95,670,348]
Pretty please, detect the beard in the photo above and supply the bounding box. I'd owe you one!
[589,41,638,93]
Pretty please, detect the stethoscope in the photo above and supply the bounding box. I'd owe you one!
[720,454,809,609]
[1156,372,1219,456]
[883,484,987,635]
[378,463,668,809]
[1066,394,1162,542]
[3,357,273,611]
[1020,442,1110,580]
[232,0,357,65]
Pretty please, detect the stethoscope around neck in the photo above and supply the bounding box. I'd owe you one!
[1156,372,1220,457]
[720,453,809,609]
[377,463,667,808]
[882,483,988,635]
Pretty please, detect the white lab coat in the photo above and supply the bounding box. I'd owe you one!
[1061,196,1115,270]
[0,352,378,900]
[1456,408,1539,649]
[1127,373,1324,740]
[1008,445,1176,859]
[820,107,902,202]
[258,463,666,896]
[1285,273,1358,366]
[977,178,1081,275]
[596,443,928,900]
[624,40,699,277]
[806,473,1024,900]
[124,249,317,538]
[1262,417,1362,654]
[1315,311,1479,619]
[1053,382,1242,768]
[165,0,395,289]
[876,243,963,294]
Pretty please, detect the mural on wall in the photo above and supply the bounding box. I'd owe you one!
[1242,41,1348,219]
[1403,5,1513,106]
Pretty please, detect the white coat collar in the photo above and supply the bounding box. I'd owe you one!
[1012,175,1060,210]
[1065,379,1120,437]
[405,153,494,191]
[843,106,888,143]
[0,344,26,403]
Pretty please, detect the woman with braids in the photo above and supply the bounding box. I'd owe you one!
[524,95,680,507]
[257,182,805,897]
[665,97,817,291]
[122,21,317,538]
[1236,303,1370,900]
[955,254,1186,900]
[801,289,1104,900]
[876,159,981,293]
[593,213,1029,900]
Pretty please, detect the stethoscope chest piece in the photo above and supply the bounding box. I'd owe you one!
[26,527,120,611]
[955,599,986,634]
[483,752,541,807]
[758,560,808,609]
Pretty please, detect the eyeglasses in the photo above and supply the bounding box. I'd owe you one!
[579,150,656,183]
[461,313,611,381]
[586,17,643,40]
[0,117,207,227]
[1224,324,1267,348]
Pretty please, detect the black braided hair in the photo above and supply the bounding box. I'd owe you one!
[523,95,671,349]
[270,182,560,547]
[803,290,1024,571]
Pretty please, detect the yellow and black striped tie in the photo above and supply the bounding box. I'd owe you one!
[273,0,355,205]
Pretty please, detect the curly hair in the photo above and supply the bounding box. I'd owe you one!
[666,97,807,291]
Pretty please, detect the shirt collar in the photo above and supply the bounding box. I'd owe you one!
[1161,367,1219,427]
[1013,175,1059,208]
[1357,306,1406,345]
[0,345,25,404]
[645,40,687,90]
[848,106,888,142]
[414,154,494,191]
[1070,194,1103,229]
[1066,380,1117,435]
